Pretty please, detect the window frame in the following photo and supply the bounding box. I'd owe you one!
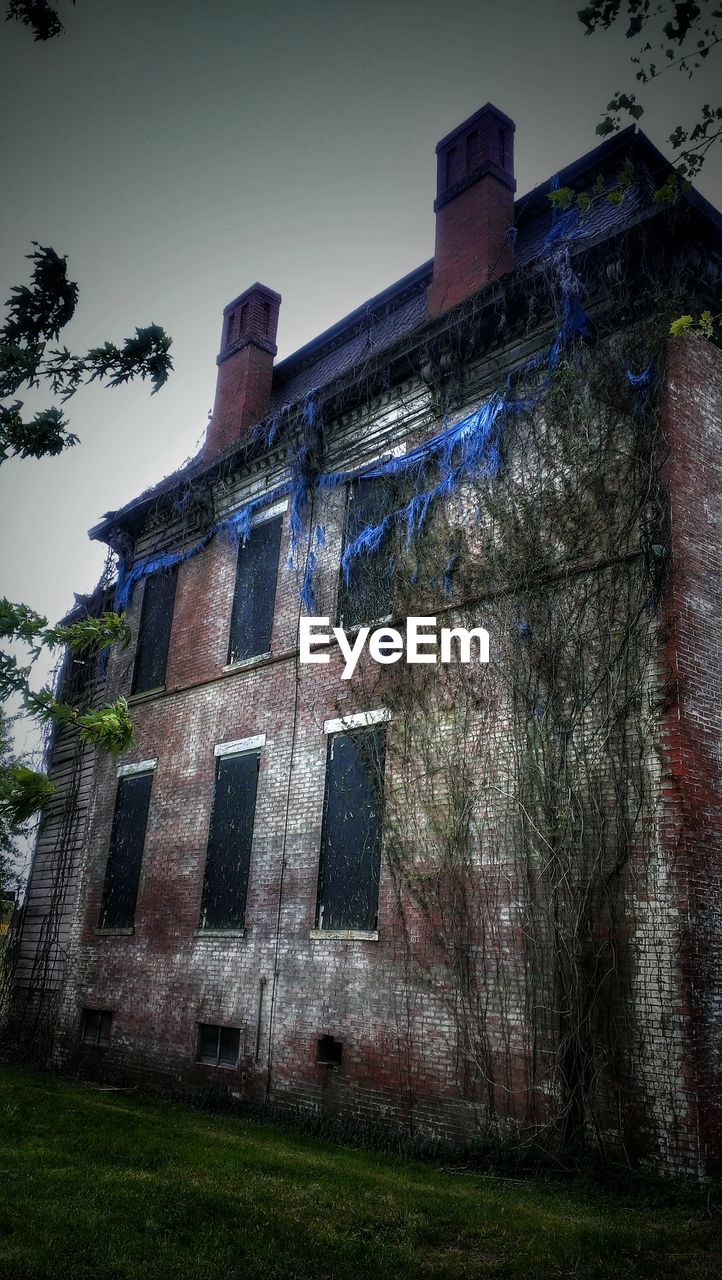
[197,1022,241,1069]
[314,713,389,937]
[80,1008,113,1047]
[130,567,178,696]
[225,508,284,668]
[197,738,265,933]
[97,762,156,932]
[337,457,404,630]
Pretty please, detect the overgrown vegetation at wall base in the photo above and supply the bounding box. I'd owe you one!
[0,1066,720,1280]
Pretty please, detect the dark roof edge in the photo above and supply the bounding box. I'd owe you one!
[515,124,640,216]
[273,127,660,384]
[273,258,433,381]
[90,126,721,546]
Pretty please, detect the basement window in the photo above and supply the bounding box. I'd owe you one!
[198,1023,240,1068]
[227,516,282,664]
[316,1035,343,1068]
[199,748,261,930]
[315,723,386,933]
[98,769,154,930]
[131,568,177,695]
[338,477,397,629]
[81,1009,112,1047]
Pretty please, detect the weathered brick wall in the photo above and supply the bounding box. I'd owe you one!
[39,335,720,1172]
[659,335,722,1175]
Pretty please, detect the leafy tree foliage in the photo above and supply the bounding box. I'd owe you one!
[0,245,172,833]
[1,244,171,463]
[5,0,72,41]
[0,593,134,850]
[579,0,721,187]
[0,707,25,897]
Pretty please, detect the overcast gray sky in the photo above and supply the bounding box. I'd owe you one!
[1,0,720,679]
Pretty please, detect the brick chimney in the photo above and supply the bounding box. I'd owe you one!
[204,283,282,459]
[427,104,516,319]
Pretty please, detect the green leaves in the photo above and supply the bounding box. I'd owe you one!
[548,187,574,210]
[85,324,173,395]
[669,314,695,334]
[1,245,78,346]
[580,1,720,183]
[27,690,133,755]
[0,597,131,702]
[652,168,693,202]
[0,404,77,462]
[1,244,173,465]
[546,157,637,219]
[698,308,718,337]
[669,309,722,335]
[0,765,55,824]
[75,698,133,754]
[0,598,47,645]
[47,611,131,654]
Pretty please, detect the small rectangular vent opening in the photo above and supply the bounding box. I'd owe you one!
[198,1023,241,1068]
[81,1009,112,1047]
[316,1035,343,1068]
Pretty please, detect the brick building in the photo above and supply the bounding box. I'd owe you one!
[11,106,722,1173]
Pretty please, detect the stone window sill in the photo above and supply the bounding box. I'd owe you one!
[128,686,165,704]
[193,928,245,939]
[309,928,378,942]
[94,927,135,937]
[223,653,271,674]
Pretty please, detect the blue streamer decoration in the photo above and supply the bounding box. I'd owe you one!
[626,364,652,387]
[116,232,597,613]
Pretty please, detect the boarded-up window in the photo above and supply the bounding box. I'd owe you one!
[315,725,386,932]
[131,569,177,694]
[200,750,260,930]
[198,1023,240,1068]
[99,771,153,929]
[81,1009,112,1046]
[227,518,282,664]
[338,478,396,628]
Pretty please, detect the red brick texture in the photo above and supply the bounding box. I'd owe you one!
[660,335,722,1175]
[204,283,281,461]
[44,336,721,1172]
[427,177,515,318]
[427,103,516,318]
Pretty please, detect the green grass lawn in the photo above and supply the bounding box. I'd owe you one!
[0,1065,719,1280]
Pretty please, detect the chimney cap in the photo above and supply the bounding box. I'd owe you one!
[435,102,515,154]
[222,281,282,316]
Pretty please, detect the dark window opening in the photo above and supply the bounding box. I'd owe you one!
[338,477,397,629]
[227,517,282,664]
[131,569,177,695]
[81,1008,112,1046]
[60,651,92,704]
[316,1035,343,1068]
[225,304,249,349]
[99,771,153,930]
[315,724,386,932]
[466,128,480,171]
[200,750,260,930]
[198,1023,240,1068]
